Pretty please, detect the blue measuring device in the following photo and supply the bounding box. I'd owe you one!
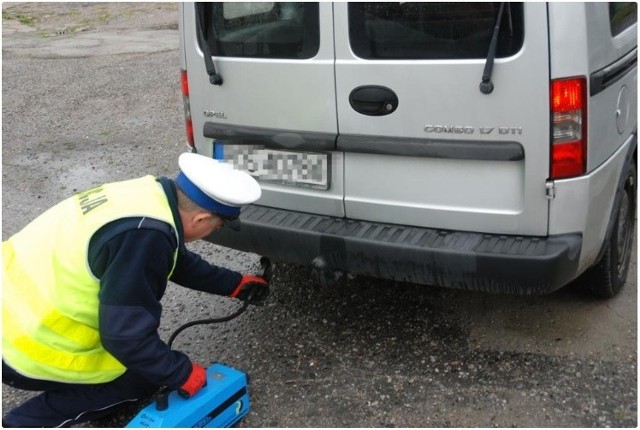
[126,363,250,428]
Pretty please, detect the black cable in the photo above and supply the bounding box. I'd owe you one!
[153,258,270,408]
[166,258,271,349]
[167,300,251,349]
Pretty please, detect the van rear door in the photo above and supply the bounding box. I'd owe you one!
[334,3,551,235]
[182,3,344,217]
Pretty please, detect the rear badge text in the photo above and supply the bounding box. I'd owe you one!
[424,125,523,135]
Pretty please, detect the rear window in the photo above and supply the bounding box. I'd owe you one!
[202,2,320,59]
[609,2,637,37]
[348,2,524,60]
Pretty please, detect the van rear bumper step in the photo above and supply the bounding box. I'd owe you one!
[208,205,582,295]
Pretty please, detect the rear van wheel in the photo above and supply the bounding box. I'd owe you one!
[581,160,636,298]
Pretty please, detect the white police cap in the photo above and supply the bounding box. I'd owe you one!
[176,153,261,219]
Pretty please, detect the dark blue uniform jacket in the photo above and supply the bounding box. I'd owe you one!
[88,177,242,389]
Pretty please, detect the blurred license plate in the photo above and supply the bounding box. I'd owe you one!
[214,144,330,190]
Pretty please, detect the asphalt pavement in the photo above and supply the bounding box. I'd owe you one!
[2,3,637,427]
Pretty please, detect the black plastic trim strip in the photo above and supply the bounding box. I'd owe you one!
[590,48,637,96]
[203,122,524,161]
[338,134,524,161]
[209,205,582,295]
[203,122,336,151]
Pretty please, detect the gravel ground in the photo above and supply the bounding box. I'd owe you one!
[2,3,637,428]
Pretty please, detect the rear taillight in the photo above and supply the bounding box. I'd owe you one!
[181,69,195,150]
[550,77,587,179]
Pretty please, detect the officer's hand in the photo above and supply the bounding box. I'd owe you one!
[178,362,207,398]
[230,275,269,305]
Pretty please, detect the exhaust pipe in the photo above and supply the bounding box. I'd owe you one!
[311,256,346,287]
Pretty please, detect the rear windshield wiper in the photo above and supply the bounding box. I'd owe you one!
[479,2,507,95]
[195,3,223,86]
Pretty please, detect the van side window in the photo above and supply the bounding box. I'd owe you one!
[348,2,524,60]
[203,2,320,59]
[609,3,637,37]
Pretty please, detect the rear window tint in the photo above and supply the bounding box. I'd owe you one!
[203,2,320,59]
[349,2,524,60]
[609,2,637,37]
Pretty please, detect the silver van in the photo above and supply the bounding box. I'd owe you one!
[179,2,637,297]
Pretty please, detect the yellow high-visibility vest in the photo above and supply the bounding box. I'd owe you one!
[2,176,179,383]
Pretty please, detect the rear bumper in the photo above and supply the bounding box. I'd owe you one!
[208,205,582,295]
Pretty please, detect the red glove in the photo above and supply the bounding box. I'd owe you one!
[178,362,207,398]
[229,275,269,304]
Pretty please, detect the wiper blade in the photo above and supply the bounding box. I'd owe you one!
[479,2,506,95]
[196,3,223,86]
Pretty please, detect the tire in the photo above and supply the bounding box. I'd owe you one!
[581,160,636,298]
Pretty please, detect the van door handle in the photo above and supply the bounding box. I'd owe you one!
[349,86,398,116]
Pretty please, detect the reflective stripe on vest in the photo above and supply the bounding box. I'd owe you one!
[2,176,178,383]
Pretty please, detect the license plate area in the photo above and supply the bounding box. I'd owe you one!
[214,143,330,190]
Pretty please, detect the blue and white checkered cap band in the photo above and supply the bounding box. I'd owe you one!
[176,171,241,219]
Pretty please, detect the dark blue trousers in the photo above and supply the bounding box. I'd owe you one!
[2,361,158,428]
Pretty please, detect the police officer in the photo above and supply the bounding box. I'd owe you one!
[2,153,269,427]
